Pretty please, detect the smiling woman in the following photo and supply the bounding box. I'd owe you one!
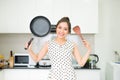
[25,17,91,80]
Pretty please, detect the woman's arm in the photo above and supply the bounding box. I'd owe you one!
[26,42,48,63]
[73,40,91,67]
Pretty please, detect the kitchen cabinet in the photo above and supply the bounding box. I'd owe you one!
[0,70,4,80]
[76,69,100,80]
[52,0,98,34]
[0,0,52,33]
[51,0,71,24]
[0,0,98,33]
[0,0,34,33]
[2,68,100,80]
[3,69,49,80]
[106,62,120,80]
[71,0,98,33]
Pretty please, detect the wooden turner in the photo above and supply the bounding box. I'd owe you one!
[73,25,84,41]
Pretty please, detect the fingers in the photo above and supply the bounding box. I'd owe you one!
[24,43,27,50]
[24,38,34,50]
[24,42,29,50]
[83,40,87,46]
[82,40,86,44]
[24,42,32,50]
[82,40,91,50]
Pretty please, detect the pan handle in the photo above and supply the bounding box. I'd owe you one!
[24,38,34,50]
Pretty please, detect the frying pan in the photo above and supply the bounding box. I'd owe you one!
[30,16,51,37]
[25,16,51,50]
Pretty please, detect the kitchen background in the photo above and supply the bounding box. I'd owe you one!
[0,34,94,59]
[0,0,120,80]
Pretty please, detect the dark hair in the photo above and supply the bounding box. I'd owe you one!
[56,17,71,33]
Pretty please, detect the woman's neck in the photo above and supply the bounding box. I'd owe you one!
[55,37,67,45]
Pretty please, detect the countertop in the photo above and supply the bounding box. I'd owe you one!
[1,66,100,70]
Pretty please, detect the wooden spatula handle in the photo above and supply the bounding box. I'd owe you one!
[73,25,84,41]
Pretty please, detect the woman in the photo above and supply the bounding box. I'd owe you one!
[25,17,91,80]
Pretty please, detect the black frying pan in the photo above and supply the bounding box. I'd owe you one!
[25,16,51,50]
[30,16,51,37]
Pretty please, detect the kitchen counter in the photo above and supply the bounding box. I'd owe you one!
[1,67,101,80]
[106,62,120,80]
[1,66,100,70]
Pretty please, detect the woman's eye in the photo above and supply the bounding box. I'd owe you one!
[64,28,68,31]
[58,26,62,29]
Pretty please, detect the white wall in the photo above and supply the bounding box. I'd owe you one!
[0,34,31,59]
[0,34,95,59]
[95,0,120,80]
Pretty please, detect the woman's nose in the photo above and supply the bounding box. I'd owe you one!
[60,29,64,33]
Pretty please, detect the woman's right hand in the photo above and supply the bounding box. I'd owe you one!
[24,42,32,51]
[24,38,34,50]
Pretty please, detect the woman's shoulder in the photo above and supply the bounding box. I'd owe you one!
[67,40,78,47]
[47,39,55,45]
[47,39,54,43]
[67,40,73,44]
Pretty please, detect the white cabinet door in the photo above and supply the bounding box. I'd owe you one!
[75,70,100,80]
[3,69,100,80]
[0,0,52,33]
[106,62,120,80]
[28,69,49,80]
[70,0,98,33]
[0,70,4,80]
[35,0,52,24]
[51,0,71,24]
[0,0,35,33]
[0,0,98,33]
[3,69,49,80]
[52,0,98,34]
[4,69,29,80]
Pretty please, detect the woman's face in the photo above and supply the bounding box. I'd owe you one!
[56,22,69,39]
